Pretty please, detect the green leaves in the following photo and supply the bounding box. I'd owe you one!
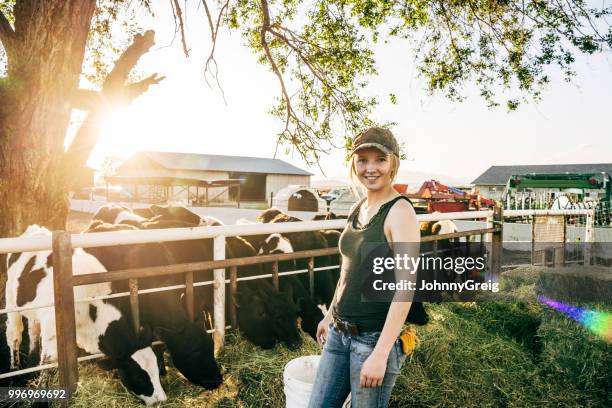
[222,0,611,162]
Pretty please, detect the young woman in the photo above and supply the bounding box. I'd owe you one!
[308,127,427,408]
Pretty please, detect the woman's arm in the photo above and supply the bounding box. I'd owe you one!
[360,200,420,387]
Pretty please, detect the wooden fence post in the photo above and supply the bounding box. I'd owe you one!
[52,231,78,395]
[213,235,226,355]
[272,261,279,291]
[488,206,503,281]
[308,257,315,297]
[584,209,594,265]
[128,279,140,334]
[229,266,238,329]
[184,271,194,321]
[554,216,567,266]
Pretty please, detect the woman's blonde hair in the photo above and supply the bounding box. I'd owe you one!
[348,153,400,197]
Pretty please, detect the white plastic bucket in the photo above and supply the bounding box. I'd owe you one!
[284,355,320,408]
[283,355,351,408]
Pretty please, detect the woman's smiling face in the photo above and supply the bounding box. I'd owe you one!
[353,148,393,191]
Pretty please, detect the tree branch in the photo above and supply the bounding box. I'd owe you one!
[125,73,166,101]
[0,8,15,51]
[172,0,189,57]
[259,0,293,134]
[64,31,163,188]
[202,0,229,102]
[70,89,103,111]
[102,30,156,97]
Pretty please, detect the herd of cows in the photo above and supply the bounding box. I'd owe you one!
[1,203,458,405]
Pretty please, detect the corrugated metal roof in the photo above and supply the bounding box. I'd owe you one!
[124,151,312,176]
[472,164,612,185]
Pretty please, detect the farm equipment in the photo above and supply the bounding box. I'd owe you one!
[502,172,611,226]
[403,180,496,213]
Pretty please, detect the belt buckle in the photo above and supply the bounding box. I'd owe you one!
[334,318,347,335]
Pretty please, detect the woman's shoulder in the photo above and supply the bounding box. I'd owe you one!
[384,196,419,242]
[386,196,417,221]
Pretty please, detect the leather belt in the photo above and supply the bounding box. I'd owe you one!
[332,315,359,336]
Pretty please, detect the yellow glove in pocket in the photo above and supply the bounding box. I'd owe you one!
[399,326,418,355]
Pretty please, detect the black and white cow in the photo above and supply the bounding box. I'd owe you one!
[256,208,284,224]
[148,204,223,227]
[83,221,223,390]
[5,225,166,405]
[112,210,303,350]
[258,233,326,340]
[92,203,148,226]
[263,212,336,308]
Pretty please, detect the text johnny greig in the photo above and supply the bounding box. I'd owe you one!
[370,254,500,293]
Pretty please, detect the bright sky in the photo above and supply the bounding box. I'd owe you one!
[85,1,612,185]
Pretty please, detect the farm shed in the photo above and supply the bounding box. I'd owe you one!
[472,163,612,200]
[112,151,312,205]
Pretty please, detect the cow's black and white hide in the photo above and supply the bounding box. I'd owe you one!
[266,213,336,308]
[320,229,342,285]
[419,219,459,258]
[312,212,347,221]
[136,218,303,350]
[132,207,155,219]
[5,225,166,405]
[149,204,223,226]
[256,208,284,224]
[258,234,325,340]
[92,203,148,226]
[83,222,222,390]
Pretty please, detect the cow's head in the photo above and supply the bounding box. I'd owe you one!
[295,297,324,340]
[256,208,284,223]
[235,285,301,349]
[99,326,166,406]
[264,289,302,349]
[155,322,222,390]
[258,233,293,256]
[243,284,302,349]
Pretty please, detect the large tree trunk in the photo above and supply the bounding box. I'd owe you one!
[0,1,96,303]
[0,1,96,239]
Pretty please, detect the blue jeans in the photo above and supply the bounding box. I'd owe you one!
[308,322,407,408]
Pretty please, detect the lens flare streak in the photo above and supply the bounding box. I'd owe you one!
[537,296,612,343]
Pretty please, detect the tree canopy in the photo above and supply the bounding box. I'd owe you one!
[1,0,611,165]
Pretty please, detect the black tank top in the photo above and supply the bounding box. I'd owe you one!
[333,195,412,332]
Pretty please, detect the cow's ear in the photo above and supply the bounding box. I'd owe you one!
[97,357,118,371]
[432,223,442,235]
[137,325,154,348]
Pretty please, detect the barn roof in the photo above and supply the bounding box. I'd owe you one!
[124,151,312,176]
[472,164,612,185]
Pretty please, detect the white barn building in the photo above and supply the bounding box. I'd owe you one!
[111,151,312,205]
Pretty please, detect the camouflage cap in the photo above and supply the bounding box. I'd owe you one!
[350,127,400,157]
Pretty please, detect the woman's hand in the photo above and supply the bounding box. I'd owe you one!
[359,350,388,388]
[315,317,330,347]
